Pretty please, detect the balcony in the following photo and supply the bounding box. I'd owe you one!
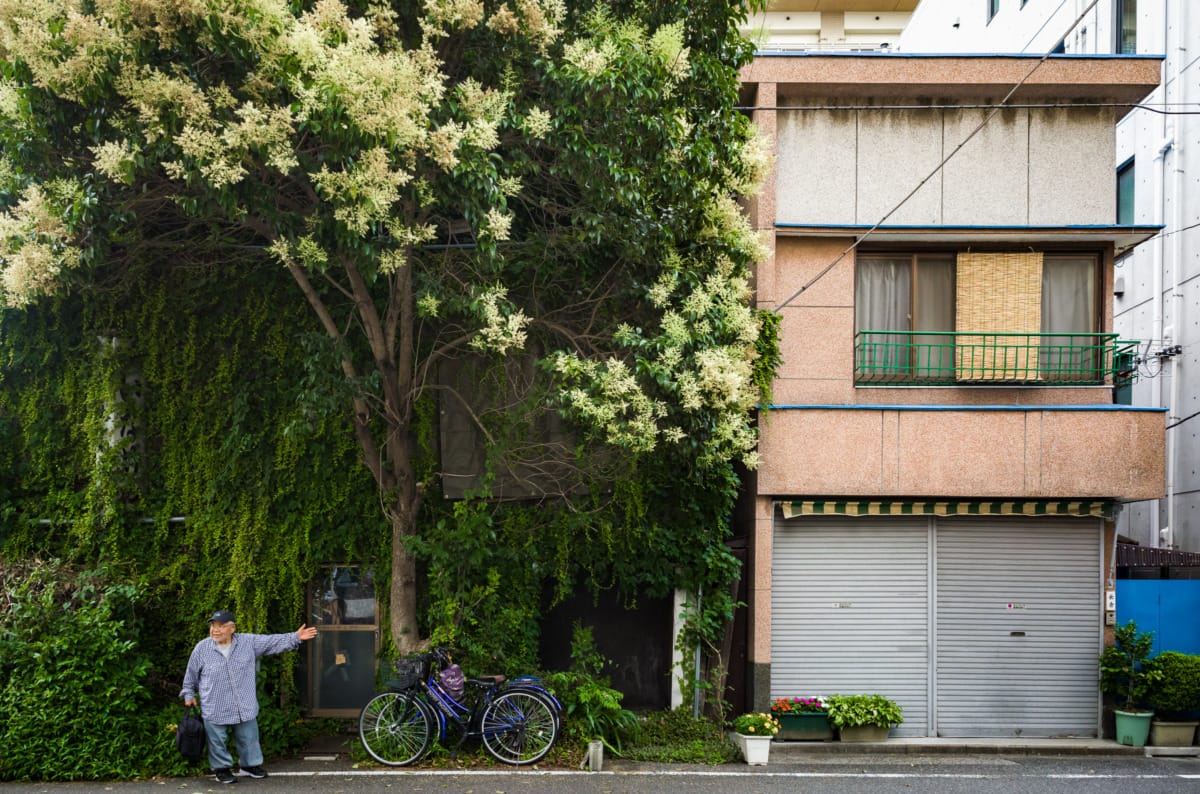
[855,331,1138,386]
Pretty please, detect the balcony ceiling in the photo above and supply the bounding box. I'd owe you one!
[765,1,919,10]
[774,224,1162,256]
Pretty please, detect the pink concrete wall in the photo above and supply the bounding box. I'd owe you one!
[757,406,1165,500]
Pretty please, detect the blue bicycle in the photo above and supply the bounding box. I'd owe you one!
[358,648,562,766]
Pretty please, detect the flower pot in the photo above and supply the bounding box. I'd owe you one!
[1149,718,1198,747]
[776,712,833,741]
[1114,710,1154,747]
[736,733,772,765]
[838,724,891,743]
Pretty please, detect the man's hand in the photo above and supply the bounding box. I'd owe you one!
[297,623,318,642]
[184,697,196,707]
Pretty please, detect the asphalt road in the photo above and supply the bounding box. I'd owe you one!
[4,756,1200,793]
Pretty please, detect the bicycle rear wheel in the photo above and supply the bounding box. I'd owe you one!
[480,689,559,765]
[358,691,434,766]
[504,685,563,733]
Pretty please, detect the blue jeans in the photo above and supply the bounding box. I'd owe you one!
[205,718,263,770]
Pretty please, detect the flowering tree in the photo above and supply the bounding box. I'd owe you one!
[0,0,771,652]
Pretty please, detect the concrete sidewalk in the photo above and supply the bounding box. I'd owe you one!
[275,732,1167,775]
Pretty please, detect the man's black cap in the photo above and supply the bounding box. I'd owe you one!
[208,610,235,624]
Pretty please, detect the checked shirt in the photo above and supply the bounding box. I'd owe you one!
[181,632,300,726]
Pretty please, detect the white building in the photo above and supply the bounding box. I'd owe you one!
[741,1,916,51]
[901,0,1198,554]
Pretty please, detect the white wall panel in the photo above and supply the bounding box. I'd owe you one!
[1029,108,1115,225]
[942,107,1030,225]
[856,109,942,225]
[776,109,858,225]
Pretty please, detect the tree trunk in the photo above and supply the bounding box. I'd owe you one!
[389,505,421,654]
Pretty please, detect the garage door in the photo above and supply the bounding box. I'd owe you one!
[935,519,1101,737]
[772,517,929,737]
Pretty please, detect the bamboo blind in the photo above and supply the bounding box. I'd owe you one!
[955,252,1043,381]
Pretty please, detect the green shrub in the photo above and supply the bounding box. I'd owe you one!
[825,694,904,729]
[1100,621,1162,712]
[621,708,735,764]
[0,561,157,780]
[1148,652,1200,717]
[544,623,638,753]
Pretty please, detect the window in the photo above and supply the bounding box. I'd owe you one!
[855,251,1102,383]
[988,0,1001,23]
[1116,0,1137,53]
[1117,158,1135,224]
[1040,254,1099,378]
[855,253,955,377]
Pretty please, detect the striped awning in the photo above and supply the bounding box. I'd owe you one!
[779,499,1113,520]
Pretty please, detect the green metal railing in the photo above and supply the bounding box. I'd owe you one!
[855,331,1139,386]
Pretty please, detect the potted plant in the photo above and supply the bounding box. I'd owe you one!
[729,712,781,764]
[826,694,903,742]
[1146,651,1200,746]
[1099,621,1162,747]
[771,696,833,741]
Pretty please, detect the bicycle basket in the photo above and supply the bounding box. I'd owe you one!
[390,656,428,690]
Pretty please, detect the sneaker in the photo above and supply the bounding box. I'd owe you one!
[214,767,238,784]
[238,765,268,779]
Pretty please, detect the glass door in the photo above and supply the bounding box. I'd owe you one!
[305,566,379,717]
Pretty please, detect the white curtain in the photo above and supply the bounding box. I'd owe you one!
[1041,255,1097,378]
[856,257,911,375]
[913,256,955,376]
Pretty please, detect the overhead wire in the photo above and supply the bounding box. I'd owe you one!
[735,102,1200,115]
[769,0,1104,314]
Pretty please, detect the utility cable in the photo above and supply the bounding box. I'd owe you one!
[1166,408,1200,430]
[735,102,1200,115]
[770,0,1103,314]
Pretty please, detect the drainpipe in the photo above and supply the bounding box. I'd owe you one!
[1165,0,1185,549]
[1152,136,1169,547]
[1149,3,1174,549]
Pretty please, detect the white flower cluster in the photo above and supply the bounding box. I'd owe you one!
[551,353,668,454]
[0,183,82,307]
[311,147,412,236]
[470,286,529,355]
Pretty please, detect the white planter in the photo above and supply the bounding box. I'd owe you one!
[736,733,772,765]
[1149,719,1198,747]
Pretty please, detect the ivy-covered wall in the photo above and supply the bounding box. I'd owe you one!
[1,252,750,685]
[0,256,385,672]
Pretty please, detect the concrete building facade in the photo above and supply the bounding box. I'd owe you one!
[899,1,1198,554]
[740,44,1164,736]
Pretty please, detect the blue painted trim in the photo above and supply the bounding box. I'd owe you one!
[773,223,1164,232]
[753,51,1165,61]
[766,404,1168,413]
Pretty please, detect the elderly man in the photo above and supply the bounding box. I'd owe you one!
[181,610,317,784]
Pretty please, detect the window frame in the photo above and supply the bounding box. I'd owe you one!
[1115,0,1137,54]
[1116,156,1136,225]
[987,0,1001,24]
[854,248,1106,385]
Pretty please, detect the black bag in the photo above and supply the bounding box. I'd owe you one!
[175,706,206,764]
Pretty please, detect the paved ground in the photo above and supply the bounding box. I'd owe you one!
[271,732,1184,777]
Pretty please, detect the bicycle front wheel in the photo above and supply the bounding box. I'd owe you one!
[358,691,434,766]
[480,689,559,765]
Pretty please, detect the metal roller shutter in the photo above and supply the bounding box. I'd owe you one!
[934,518,1101,737]
[772,517,929,737]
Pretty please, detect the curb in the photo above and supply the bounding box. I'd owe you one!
[768,738,1142,758]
